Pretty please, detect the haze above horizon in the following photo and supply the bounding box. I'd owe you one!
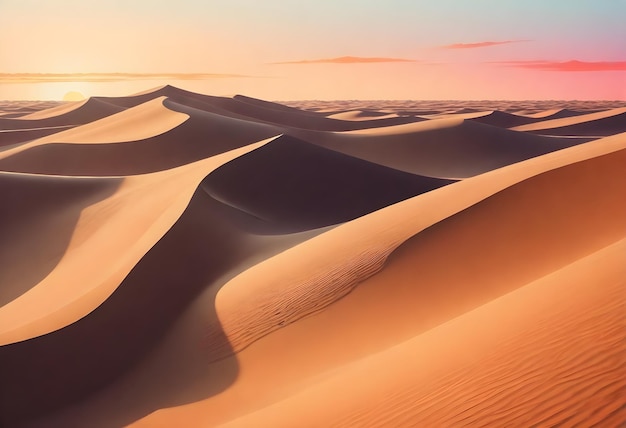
[1,0,624,100]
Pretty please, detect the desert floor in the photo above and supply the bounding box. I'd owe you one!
[0,88,624,427]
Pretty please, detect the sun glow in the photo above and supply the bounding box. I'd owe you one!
[63,91,86,101]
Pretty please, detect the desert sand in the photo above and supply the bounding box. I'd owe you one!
[0,88,624,427]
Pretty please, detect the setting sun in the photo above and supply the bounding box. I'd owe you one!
[62,91,85,101]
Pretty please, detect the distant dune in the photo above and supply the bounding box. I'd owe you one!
[0,87,624,427]
[294,118,591,178]
[512,107,626,136]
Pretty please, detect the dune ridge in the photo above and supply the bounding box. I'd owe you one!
[0,87,623,427]
[203,132,626,370]
[295,117,590,178]
[108,131,626,428]
[512,106,626,136]
[0,97,126,129]
[222,238,625,427]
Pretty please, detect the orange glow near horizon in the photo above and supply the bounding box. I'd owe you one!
[0,1,624,100]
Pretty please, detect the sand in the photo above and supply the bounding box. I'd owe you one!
[0,88,624,427]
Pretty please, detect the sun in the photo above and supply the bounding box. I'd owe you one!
[62,91,86,101]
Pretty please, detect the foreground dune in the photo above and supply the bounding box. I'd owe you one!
[223,239,625,427]
[0,88,624,427]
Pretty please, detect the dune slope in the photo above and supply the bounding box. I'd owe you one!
[27,130,626,428]
[204,135,453,231]
[0,100,281,176]
[0,89,623,428]
[296,118,588,178]
[0,98,126,129]
[512,107,626,136]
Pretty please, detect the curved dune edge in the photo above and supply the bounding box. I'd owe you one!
[23,133,625,428]
[221,239,626,427]
[0,97,189,161]
[123,135,625,428]
[16,99,95,120]
[203,132,626,362]
[0,100,282,176]
[0,138,274,345]
[525,108,586,119]
[202,134,453,232]
[0,172,120,309]
[293,117,586,179]
[0,98,126,130]
[0,125,76,149]
[512,106,626,133]
[118,134,626,426]
[31,97,189,144]
[327,111,403,121]
[432,109,587,129]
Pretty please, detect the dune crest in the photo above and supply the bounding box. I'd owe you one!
[0,87,624,427]
[512,106,626,136]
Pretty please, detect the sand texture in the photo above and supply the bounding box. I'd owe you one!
[0,89,624,427]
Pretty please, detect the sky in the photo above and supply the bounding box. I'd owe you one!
[0,0,625,100]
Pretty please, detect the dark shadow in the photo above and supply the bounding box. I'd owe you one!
[203,135,454,233]
[0,99,124,130]
[0,132,455,426]
[0,184,326,427]
[0,174,121,307]
[0,101,282,176]
[0,126,75,148]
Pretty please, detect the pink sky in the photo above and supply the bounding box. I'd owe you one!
[0,1,624,100]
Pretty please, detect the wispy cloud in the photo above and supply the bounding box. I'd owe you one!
[271,56,416,65]
[492,60,626,71]
[0,72,254,84]
[441,40,529,49]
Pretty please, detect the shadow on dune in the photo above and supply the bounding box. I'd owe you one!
[468,110,540,128]
[0,126,75,148]
[0,177,328,427]
[0,135,455,426]
[203,135,454,233]
[523,109,626,137]
[0,174,121,307]
[99,85,420,131]
[294,120,593,178]
[0,100,282,176]
[0,98,125,130]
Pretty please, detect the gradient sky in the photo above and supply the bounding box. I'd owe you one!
[1,0,625,100]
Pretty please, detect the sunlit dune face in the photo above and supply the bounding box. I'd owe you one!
[63,91,85,101]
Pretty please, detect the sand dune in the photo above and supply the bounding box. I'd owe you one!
[467,110,541,127]
[524,107,586,119]
[0,97,125,129]
[0,97,187,150]
[233,94,321,116]
[0,141,273,346]
[421,109,589,129]
[286,100,624,115]
[203,135,453,232]
[91,86,413,131]
[204,96,421,131]
[327,110,404,121]
[0,100,61,118]
[295,117,589,178]
[123,134,625,428]
[512,106,626,136]
[0,88,624,427]
[0,125,75,148]
[223,239,625,427]
[0,99,281,175]
[0,172,120,309]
